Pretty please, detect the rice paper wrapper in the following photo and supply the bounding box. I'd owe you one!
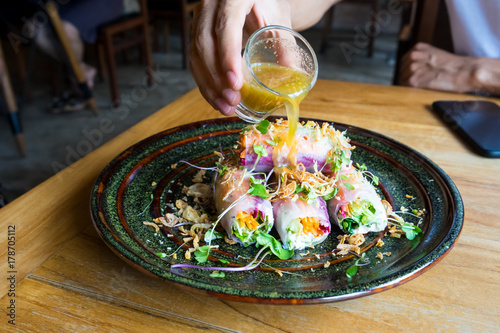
[273,195,331,250]
[328,168,388,234]
[214,168,274,245]
[239,121,352,173]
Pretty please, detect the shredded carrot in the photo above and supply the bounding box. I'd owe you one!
[300,217,323,236]
[236,211,260,230]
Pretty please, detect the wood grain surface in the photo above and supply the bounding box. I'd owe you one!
[1,80,499,332]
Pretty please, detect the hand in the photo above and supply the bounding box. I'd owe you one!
[399,42,492,94]
[189,0,292,116]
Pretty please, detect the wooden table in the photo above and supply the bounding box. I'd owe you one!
[1,80,499,331]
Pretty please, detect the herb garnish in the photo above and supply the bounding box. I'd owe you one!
[346,253,369,278]
[256,119,270,134]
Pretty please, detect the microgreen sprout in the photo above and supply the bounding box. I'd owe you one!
[401,223,422,240]
[355,163,379,186]
[209,271,225,278]
[253,144,268,157]
[256,119,270,134]
[322,187,338,201]
[156,241,190,258]
[216,162,228,176]
[265,139,276,146]
[137,193,154,216]
[343,182,355,190]
[251,144,268,170]
[346,253,369,278]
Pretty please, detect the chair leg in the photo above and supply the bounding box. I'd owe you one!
[180,16,190,69]
[320,6,335,54]
[45,2,98,115]
[367,0,379,57]
[152,19,160,52]
[96,43,106,82]
[121,32,130,64]
[163,22,170,53]
[0,41,26,156]
[141,23,154,85]
[103,32,120,106]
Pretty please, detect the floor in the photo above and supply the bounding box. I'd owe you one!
[0,5,400,203]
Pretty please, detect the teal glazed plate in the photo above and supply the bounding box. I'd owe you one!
[90,117,464,304]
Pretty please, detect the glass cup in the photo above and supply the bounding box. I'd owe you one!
[234,25,318,123]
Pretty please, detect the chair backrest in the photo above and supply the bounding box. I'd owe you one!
[393,0,453,84]
[410,0,453,51]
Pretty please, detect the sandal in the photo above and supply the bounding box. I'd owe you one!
[48,92,86,114]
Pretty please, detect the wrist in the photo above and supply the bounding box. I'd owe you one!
[470,58,500,95]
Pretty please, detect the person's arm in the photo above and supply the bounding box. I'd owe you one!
[189,0,339,116]
[399,42,500,96]
[289,0,339,31]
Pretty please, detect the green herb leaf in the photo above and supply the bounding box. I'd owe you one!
[346,253,367,278]
[340,174,350,181]
[157,252,167,258]
[294,184,306,194]
[265,139,276,146]
[194,245,210,263]
[346,264,358,278]
[371,175,379,186]
[255,232,294,260]
[216,162,228,176]
[248,184,270,199]
[401,223,422,240]
[356,163,367,171]
[341,151,351,166]
[256,120,270,134]
[218,259,230,264]
[209,271,225,278]
[253,144,268,157]
[322,187,338,201]
[249,175,264,185]
[412,209,418,215]
[204,229,224,242]
[343,182,355,190]
[306,191,318,205]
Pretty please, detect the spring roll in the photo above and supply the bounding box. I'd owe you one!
[239,119,352,174]
[328,167,388,234]
[214,167,274,246]
[273,194,331,250]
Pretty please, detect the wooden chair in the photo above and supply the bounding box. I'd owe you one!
[96,0,153,107]
[148,0,199,69]
[320,0,380,56]
[0,40,26,156]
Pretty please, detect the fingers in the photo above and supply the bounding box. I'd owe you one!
[190,0,251,116]
[215,0,254,91]
[190,0,234,115]
[399,43,433,86]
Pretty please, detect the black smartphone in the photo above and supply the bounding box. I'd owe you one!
[432,100,500,158]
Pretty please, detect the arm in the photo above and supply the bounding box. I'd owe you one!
[399,43,500,96]
[290,0,339,31]
[189,0,339,116]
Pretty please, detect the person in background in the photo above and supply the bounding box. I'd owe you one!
[189,0,500,117]
[399,0,500,97]
[34,0,136,112]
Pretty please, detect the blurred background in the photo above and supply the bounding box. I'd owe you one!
[0,0,448,203]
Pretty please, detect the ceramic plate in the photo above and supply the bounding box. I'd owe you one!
[90,117,463,304]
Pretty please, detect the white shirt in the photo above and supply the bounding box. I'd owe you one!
[444,0,500,57]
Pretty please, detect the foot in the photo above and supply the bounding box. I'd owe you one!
[48,92,86,114]
[81,62,97,90]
